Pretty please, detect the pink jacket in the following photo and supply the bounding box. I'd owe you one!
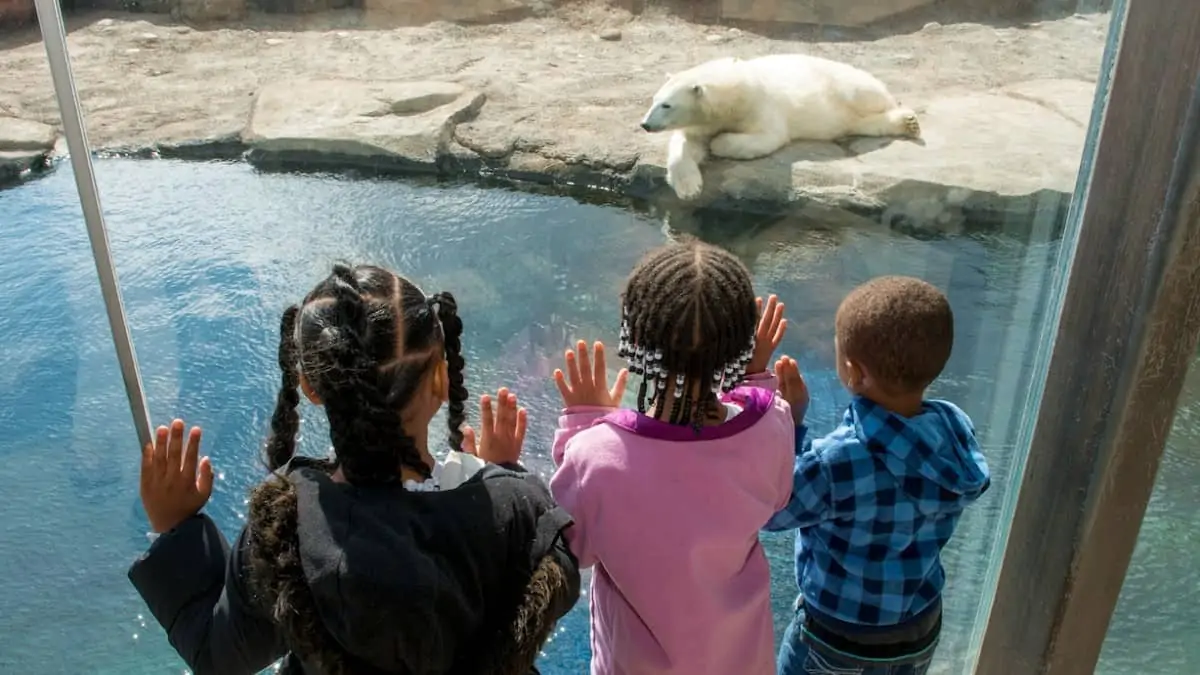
[550,374,795,675]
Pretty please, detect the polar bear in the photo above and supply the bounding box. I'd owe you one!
[639,54,921,200]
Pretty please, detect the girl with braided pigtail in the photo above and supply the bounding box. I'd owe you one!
[548,238,798,675]
[130,263,581,675]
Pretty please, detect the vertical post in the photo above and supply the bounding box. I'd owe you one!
[975,0,1200,673]
[33,0,153,449]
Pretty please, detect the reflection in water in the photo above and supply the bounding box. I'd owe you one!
[0,158,1182,674]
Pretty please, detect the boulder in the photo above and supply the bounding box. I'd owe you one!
[243,80,486,172]
[0,117,56,186]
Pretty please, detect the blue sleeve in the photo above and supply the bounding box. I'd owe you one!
[128,515,287,674]
[763,425,833,532]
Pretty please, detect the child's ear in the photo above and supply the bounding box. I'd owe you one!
[299,374,322,405]
[433,359,450,403]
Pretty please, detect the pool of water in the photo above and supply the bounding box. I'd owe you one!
[0,158,1193,675]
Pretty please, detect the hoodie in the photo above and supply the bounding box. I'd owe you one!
[129,459,580,675]
[764,395,990,628]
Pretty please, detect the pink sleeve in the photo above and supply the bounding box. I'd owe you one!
[743,371,778,393]
[552,406,614,466]
[549,437,600,569]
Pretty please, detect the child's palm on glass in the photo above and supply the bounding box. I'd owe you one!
[554,340,629,408]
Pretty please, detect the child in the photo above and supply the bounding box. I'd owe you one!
[130,263,581,675]
[549,239,796,675]
[765,275,991,675]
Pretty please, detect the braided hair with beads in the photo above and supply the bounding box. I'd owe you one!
[618,239,759,428]
[261,262,468,484]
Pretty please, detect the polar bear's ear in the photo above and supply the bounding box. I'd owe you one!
[691,84,704,96]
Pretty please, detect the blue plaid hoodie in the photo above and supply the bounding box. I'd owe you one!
[764,396,990,628]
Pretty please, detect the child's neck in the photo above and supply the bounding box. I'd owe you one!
[859,387,924,418]
[647,381,728,426]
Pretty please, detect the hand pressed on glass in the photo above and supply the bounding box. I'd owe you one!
[775,356,810,425]
[461,387,527,466]
[139,419,214,534]
[554,340,629,408]
[747,294,788,375]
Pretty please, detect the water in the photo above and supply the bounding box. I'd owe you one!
[0,158,1192,674]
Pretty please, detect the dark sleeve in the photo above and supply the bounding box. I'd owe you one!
[127,515,287,674]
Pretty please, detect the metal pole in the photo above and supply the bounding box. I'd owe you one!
[33,0,153,449]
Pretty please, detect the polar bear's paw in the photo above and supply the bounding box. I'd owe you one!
[900,110,921,139]
[668,163,704,201]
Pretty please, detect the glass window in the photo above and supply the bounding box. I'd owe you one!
[1096,350,1200,674]
[0,0,1123,673]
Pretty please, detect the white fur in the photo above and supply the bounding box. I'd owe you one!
[639,54,920,200]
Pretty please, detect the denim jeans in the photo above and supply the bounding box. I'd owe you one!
[777,606,935,675]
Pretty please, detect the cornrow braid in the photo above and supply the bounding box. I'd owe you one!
[618,239,758,428]
[433,291,468,454]
[264,305,301,471]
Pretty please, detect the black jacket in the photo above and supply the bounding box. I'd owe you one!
[128,460,581,674]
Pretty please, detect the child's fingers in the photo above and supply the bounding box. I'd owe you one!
[565,348,582,390]
[181,426,203,480]
[553,369,572,401]
[592,341,607,386]
[610,368,630,402]
[515,407,528,449]
[576,340,592,386]
[755,296,763,319]
[461,425,477,455]
[478,394,495,449]
[166,420,185,474]
[152,425,169,478]
[196,457,214,501]
[139,442,155,490]
[497,389,516,434]
[773,317,788,347]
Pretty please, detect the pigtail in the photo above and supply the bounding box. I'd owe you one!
[486,555,574,675]
[433,291,468,454]
[324,265,429,484]
[264,305,302,471]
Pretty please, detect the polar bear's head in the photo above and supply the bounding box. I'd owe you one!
[640,59,741,133]
[640,79,705,132]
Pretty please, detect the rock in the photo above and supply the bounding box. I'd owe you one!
[172,0,246,22]
[923,21,941,31]
[718,0,936,27]
[705,34,729,44]
[634,82,1090,227]
[264,38,284,46]
[243,80,486,171]
[0,117,56,185]
[361,0,534,22]
[598,28,622,41]
[1001,79,1096,126]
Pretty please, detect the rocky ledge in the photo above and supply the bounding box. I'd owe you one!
[0,117,55,185]
[235,76,1092,229]
[0,10,1109,229]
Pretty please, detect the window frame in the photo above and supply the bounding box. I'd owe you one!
[975,0,1200,672]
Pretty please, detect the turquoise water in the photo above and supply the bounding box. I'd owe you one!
[0,158,1191,674]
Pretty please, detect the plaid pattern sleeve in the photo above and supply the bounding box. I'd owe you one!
[763,425,833,532]
[790,397,990,626]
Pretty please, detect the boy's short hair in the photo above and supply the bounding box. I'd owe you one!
[835,276,954,394]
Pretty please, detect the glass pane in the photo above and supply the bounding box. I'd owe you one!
[0,0,1119,673]
[1096,351,1200,674]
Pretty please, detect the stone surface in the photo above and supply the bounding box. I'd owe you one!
[718,0,935,27]
[243,80,486,169]
[0,117,56,185]
[173,0,246,22]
